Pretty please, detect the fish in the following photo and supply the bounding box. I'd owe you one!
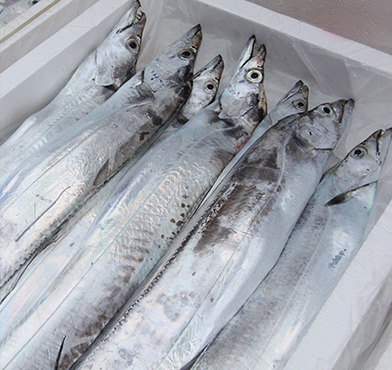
[73,98,353,370]
[0,1,146,183]
[0,24,202,303]
[0,0,39,27]
[190,128,392,370]
[0,53,224,348]
[0,36,267,370]
[206,79,308,197]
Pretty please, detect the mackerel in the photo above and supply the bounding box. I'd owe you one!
[0,54,224,344]
[191,128,392,370]
[75,99,353,370]
[0,1,146,182]
[0,0,39,27]
[0,37,267,370]
[0,24,201,303]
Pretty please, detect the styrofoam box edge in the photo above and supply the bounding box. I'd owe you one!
[1,0,392,368]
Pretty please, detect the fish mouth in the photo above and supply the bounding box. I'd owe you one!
[376,127,392,162]
[184,24,203,49]
[330,98,355,136]
[194,54,224,79]
[117,1,146,33]
[283,80,309,100]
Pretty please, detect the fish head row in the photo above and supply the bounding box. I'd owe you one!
[143,24,202,94]
[218,36,267,132]
[294,99,355,151]
[179,54,224,120]
[94,0,146,88]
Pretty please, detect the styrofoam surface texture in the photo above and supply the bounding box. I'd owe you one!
[0,0,101,73]
[1,0,392,368]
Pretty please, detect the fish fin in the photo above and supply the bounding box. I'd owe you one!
[94,47,117,86]
[54,336,66,370]
[326,192,354,206]
[326,183,373,206]
[136,81,155,100]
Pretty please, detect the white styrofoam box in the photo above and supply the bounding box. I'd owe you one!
[0,0,101,73]
[1,0,392,368]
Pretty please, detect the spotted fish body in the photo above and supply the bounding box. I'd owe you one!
[0,1,145,183]
[0,37,268,370]
[74,98,352,370]
[0,54,224,351]
[206,79,308,197]
[0,24,201,304]
[191,128,392,370]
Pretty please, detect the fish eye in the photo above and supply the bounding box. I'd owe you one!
[293,99,306,110]
[179,49,195,60]
[30,0,39,4]
[350,146,367,158]
[126,38,140,54]
[203,80,217,94]
[245,69,263,83]
[320,105,333,116]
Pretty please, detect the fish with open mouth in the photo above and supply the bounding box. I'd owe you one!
[0,23,201,304]
[0,1,146,184]
[0,35,268,370]
[191,128,392,370]
[0,53,224,364]
[72,96,353,370]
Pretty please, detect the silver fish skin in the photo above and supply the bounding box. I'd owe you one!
[1,38,266,370]
[0,0,39,27]
[158,54,224,141]
[75,99,352,370]
[206,79,308,197]
[191,128,392,370]
[0,24,201,303]
[0,55,224,346]
[0,1,146,184]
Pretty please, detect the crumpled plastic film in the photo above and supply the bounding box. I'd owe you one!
[1,1,392,369]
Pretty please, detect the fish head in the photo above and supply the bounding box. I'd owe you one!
[294,99,354,151]
[218,37,267,131]
[143,24,202,93]
[94,1,146,88]
[332,128,392,190]
[179,54,224,120]
[273,80,309,118]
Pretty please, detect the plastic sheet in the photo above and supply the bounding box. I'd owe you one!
[1,0,392,368]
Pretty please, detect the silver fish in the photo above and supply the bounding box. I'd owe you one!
[191,128,392,370]
[74,98,353,370]
[0,54,224,347]
[206,79,308,197]
[0,24,201,303]
[0,37,267,370]
[0,1,146,183]
[0,0,39,27]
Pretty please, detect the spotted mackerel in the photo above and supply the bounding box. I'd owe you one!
[0,1,146,183]
[0,36,267,370]
[191,128,392,370]
[0,24,202,303]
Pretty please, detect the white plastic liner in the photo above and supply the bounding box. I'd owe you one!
[1,0,392,368]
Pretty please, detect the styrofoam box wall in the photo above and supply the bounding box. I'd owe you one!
[1,0,392,368]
